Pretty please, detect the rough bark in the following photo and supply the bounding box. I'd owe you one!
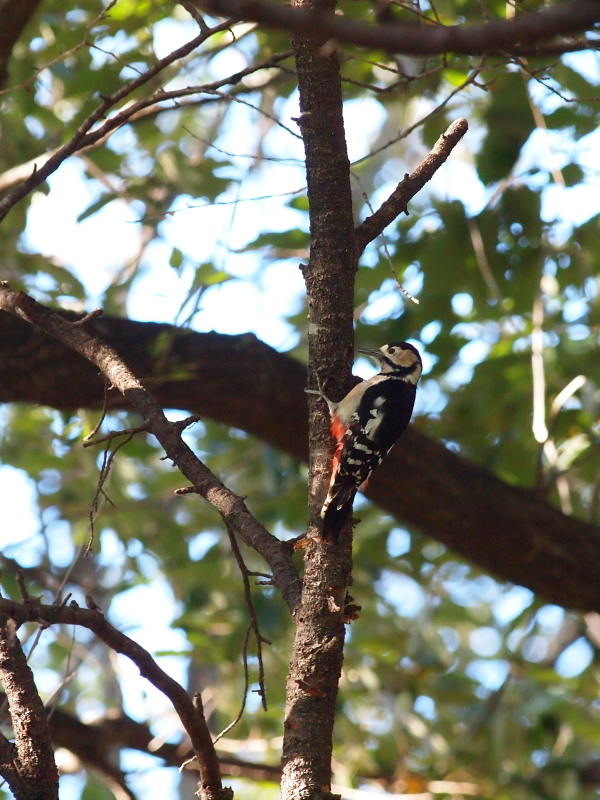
[1,311,600,611]
[280,0,358,794]
[0,619,59,800]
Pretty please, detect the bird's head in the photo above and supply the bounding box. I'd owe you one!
[358,341,422,384]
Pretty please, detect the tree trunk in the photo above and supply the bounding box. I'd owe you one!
[281,0,358,795]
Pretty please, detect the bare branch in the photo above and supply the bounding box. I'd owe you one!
[15,697,281,783]
[354,117,468,255]
[196,0,600,56]
[222,529,270,723]
[0,597,230,800]
[2,312,600,611]
[179,0,212,31]
[211,625,252,745]
[0,49,293,196]
[0,617,59,800]
[0,20,238,223]
[0,284,301,612]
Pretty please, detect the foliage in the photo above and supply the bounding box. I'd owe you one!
[0,0,599,798]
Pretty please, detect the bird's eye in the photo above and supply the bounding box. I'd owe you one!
[388,347,395,354]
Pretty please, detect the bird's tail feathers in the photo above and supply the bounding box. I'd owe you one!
[320,479,356,542]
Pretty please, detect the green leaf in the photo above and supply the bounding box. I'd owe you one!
[476,72,535,184]
[169,246,184,271]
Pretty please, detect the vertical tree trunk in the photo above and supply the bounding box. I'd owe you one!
[281,1,358,796]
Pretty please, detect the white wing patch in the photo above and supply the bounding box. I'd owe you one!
[363,396,386,439]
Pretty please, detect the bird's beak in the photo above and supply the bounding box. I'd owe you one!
[357,347,383,363]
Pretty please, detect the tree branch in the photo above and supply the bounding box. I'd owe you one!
[0,19,239,223]
[0,286,301,615]
[0,50,293,195]
[0,597,230,800]
[354,117,468,255]
[5,697,283,788]
[197,0,600,56]
[16,692,600,795]
[46,705,138,800]
[0,616,59,800]
[1,311,599,611]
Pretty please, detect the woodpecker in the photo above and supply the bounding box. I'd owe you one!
[318,341,422,541]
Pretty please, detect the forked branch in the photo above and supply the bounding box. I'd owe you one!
[0,20,238,223]
[0,284,301,613]
[0,597,228,800]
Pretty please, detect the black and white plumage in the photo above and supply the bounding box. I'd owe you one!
[320,341,422,541]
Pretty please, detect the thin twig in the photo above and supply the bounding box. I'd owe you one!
[353,59,485,169]
[225,528,270,718]
[164,185,306,219]
[15,572,30,603]
[180,0,212,31]
[87,431,136,555]
[531,290,548,447]
[213,624,252,744]
[352,172,419,304]
[467,217,504,305]
[83,377,111,443]
[202,88,302,140]
[84,422,149,448]
[0,19,237,223]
